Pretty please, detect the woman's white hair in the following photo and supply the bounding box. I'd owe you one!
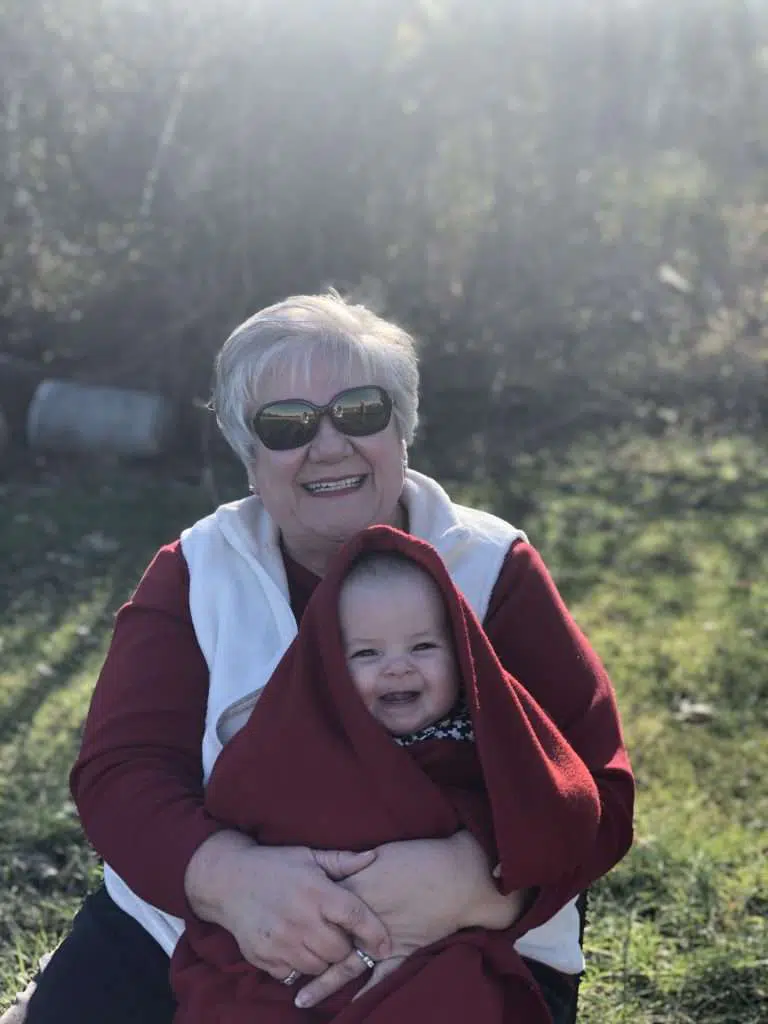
[213,291,420,468]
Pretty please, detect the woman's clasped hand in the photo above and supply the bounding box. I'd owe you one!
[293,832,526,1008]
[184,835,391,986]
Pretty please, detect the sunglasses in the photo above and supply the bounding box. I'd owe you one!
[251,385,393,451]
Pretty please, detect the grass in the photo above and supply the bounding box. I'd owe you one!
[1,429,767,1020]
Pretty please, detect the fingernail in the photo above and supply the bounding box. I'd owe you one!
[295,994,309,1009]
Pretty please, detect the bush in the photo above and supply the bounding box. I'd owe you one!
[1,0,766,470]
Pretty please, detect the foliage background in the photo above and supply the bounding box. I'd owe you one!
[2,0,766,477]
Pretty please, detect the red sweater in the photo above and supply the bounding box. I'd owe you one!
[70,537,634,937]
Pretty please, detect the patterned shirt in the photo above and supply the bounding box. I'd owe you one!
[394,701,474,747]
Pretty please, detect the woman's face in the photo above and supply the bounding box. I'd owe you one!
[248,361,406,572]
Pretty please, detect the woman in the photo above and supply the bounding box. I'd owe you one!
[18,292,634,1024]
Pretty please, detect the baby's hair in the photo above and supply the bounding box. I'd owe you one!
[342,550,434,591]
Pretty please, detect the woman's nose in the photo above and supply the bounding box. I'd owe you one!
[307,414,353,458]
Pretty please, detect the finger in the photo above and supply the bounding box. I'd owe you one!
[294,949,368,1009]
[296,945,332,977]
[239,916,347,975]
[322,889,391,959]
[312,848,377,881]
[352,957,406,1001]
[302,920,354,966]
[250,957,296,983]
[266,944,330,978]
[248,938,329,979]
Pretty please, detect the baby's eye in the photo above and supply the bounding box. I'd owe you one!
[350,648,378,660]
[412,641,438,653]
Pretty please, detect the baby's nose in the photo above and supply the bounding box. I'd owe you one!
[383,654,413,676]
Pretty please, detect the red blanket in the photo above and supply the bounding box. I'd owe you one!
[172,527,600,1023]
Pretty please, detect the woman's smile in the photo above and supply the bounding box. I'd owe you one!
[301,474,368,495]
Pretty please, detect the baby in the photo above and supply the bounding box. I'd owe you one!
[338,550,468,746]
[171,527,600,1024]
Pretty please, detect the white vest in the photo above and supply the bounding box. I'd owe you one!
[104,469,583,973]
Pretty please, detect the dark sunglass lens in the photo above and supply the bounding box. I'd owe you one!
[255,401,318,450]
[331,387,392,436]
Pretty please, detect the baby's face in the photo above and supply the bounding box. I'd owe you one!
[339,569,459,736]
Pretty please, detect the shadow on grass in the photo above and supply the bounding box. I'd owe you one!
[0,555,157,748]
[0,604,113,747]
[0,463,217,741]
[676,962,767,1024]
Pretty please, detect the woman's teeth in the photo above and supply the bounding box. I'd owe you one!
[304,475,365,494]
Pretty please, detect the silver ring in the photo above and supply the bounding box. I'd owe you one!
[354,948,376,970]
[282,969,300,986]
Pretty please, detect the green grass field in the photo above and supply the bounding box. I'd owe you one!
[1,428,766,1020]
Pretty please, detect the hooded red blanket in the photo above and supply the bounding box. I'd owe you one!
[171,527,601,1023]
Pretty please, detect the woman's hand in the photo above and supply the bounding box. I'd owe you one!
[295,831,526,1008]
[184,831,391,983]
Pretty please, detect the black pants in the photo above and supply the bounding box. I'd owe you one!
[26,886,577,1023]
[523,958,579,1024]
[26,887,176,1024]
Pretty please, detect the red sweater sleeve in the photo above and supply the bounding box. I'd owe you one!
[483,541,634,932]
[70,541,223,919]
